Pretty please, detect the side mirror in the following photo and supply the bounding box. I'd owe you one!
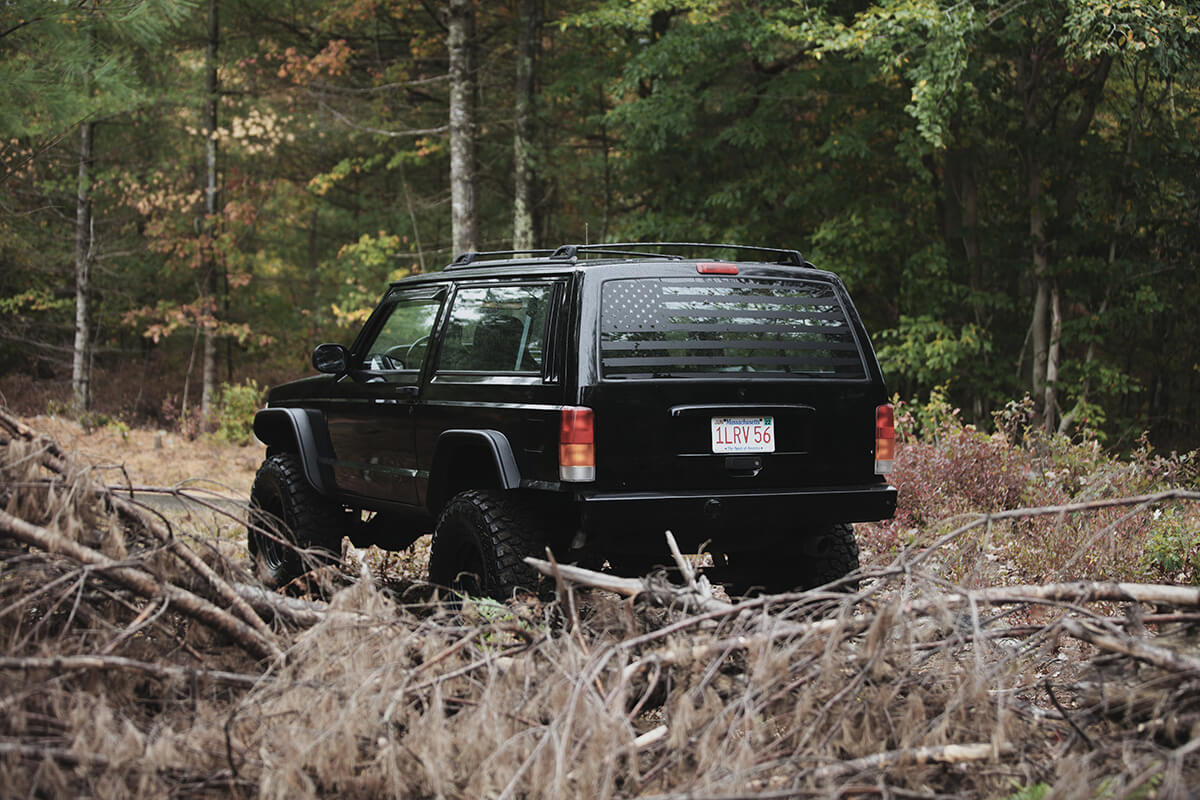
[312,343,349,375]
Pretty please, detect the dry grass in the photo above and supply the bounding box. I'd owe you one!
[2,411,1200,798]
[24,414,260,498]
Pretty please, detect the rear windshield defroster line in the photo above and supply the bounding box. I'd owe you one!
[599,277,867,379]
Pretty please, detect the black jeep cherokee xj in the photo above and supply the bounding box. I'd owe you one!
[247,243,897,598]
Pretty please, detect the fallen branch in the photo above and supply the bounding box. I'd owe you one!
[524,558,645,598]
[808,742,1014,781]
[0,741,111,769]
[1061,619,1200,675]
[0,409,278,646]
[0,507,282,662]
[963,581,1200,610]
[907,490,1200,572]
[0,655,263,689]
[233,582,327,628]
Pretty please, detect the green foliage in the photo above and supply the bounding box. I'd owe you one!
[210,380,263,445]
[0,290,72,316]
[798,0,981,150]
[893,385,962,444]
[877,316,992,390]
[1141,507,1200,585]
[330,233,413,326]
[1003,782,1051,800]
[0,0,191,140]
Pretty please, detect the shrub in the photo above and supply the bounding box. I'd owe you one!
[870,389,1199,586]
[210,380,263,445]
[1140,507,1200,585]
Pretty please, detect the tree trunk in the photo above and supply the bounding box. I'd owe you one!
[1043,282,1062,433]
[200,0,219,422]
[512,0,537,251]
[1028,155,1049,406]
[448,0,477,255]
[1023,48,1112,432]
[71,120,94,415]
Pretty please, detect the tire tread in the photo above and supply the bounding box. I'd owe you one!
[429,490,546,598]
[248,452,342,587]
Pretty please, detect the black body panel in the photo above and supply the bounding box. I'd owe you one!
[255,250,896,558]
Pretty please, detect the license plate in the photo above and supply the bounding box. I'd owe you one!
[711,416,775,454]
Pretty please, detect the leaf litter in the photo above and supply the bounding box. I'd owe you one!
[1,408,1199,798]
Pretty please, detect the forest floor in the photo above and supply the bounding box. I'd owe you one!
[23,414,261,499]
[3,410,1200,798]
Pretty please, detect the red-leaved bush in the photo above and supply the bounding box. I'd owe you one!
[857,391,1200,586]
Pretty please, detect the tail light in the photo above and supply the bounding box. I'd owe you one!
[559,407,595,482]
[875,404,895,475]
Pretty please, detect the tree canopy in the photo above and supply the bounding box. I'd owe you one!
[2,0,1198,449]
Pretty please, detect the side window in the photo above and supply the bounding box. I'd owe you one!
[437,285,551,374]
[357,296,443,376]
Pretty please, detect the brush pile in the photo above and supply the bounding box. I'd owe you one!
[2,407,1199,798]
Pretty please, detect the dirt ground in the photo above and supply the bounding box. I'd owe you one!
[23,414,261,499]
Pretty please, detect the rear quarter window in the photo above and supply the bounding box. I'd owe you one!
[600,276,866,379]
[436,284,551,373]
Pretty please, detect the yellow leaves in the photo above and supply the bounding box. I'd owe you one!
[118,171,202,217]
[308,172,340,197]
[331,303,372,326]
[185,108,295,156]
[414,137,440,159]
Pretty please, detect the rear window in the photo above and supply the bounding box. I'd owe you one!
[600,276,866,379]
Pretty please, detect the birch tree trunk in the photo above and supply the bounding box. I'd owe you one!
[512,0,537,251]
[71,120,94,415]
[448,0,477,255]
[1021,44,1111,435]
[1029,159,1049,406]
[200,0,219,421]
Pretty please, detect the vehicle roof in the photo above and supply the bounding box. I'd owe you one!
[388,242,841,287]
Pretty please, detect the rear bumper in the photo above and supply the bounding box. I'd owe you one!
[576,483,897,552]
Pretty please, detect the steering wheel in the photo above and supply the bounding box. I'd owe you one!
[379,346,407,370]
[406,334,431,364]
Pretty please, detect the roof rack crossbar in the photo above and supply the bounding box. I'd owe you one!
[553,242,805,266]
[447,248,557,269]
[551,244,682,261]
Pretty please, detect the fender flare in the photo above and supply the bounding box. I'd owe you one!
[426,429,521,512]
[252,408,337,497]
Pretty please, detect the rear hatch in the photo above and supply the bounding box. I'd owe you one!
[582,265,885,491]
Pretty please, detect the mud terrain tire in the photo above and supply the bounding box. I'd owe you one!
[726,523,860,596]
[428,490,546,600]
[797,522,860,590]
[248,453,343,588]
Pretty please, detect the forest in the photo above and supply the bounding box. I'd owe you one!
[1,0,1199,450]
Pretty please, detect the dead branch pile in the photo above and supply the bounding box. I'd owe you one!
[2,407,1199,798]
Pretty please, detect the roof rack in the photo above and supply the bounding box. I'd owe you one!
[551,244,682,261]
[443,242,808,270]
[552,242,805,266]
[446,248,557,269]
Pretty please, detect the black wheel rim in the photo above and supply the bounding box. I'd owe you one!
[252,495,289,572]
[441,518,486,596]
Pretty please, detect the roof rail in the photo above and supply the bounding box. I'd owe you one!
[443,242,808,270]
[550,244,682,262]
[446,248,557,269]
[553,242,806,266]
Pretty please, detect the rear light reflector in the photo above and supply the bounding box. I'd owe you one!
[875,404,895,475]
[697,262,739,275]
[560,407,595,482]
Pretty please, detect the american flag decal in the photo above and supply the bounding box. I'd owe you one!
[600,277,866,379]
